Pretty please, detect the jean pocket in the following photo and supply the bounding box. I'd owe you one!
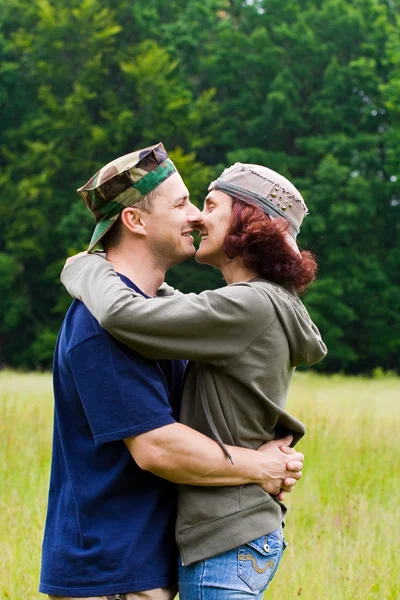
[237,527,283,592]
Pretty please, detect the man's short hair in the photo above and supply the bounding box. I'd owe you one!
[101,189,159,251]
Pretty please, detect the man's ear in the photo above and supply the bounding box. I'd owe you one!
[121,207,147,236]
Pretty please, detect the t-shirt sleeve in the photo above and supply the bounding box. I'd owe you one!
[67,332,176,446]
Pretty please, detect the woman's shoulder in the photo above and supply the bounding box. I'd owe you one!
[227,278,291,301]
[210,280,278,322]
[238,278,303,305]
[227,278,309,319]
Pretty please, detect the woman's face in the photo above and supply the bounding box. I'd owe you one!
[195,190,232,268]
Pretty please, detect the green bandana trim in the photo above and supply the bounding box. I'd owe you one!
[133,158,176,196]
[96,199,125,220]
[88,218,116,250]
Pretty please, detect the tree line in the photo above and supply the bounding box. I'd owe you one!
[0,0,399,373]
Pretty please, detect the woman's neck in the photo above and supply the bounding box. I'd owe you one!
[221,259,258,285]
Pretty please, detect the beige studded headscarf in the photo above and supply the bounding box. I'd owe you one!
[208,163,308,254]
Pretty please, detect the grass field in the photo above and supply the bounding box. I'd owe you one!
[0,370,399,600]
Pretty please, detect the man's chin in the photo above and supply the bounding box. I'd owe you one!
[170,245,196,266]
[195,249,211,265]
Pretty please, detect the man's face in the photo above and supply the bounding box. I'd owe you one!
[141,173,202,268]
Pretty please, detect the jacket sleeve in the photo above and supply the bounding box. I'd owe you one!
[156,281,183,297]
[61,254,274,366]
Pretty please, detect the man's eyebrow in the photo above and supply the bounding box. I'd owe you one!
[173,194,189,203]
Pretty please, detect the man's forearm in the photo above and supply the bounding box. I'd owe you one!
[125,423,302,493]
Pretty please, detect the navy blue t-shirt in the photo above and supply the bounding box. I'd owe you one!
[40,275,186,597]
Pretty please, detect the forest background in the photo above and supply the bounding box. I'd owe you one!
[1,0,399,373]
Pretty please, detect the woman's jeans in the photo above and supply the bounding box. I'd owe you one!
[178,526,286,600]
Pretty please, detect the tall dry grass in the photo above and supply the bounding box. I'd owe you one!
[0,371,53,599]
[271,372,399,599]
[0,371,398,599]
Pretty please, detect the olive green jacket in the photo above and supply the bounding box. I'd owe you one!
[61,256,327,565]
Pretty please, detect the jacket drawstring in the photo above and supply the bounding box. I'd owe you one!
[196,362,234,464]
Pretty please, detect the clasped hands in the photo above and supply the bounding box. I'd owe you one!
[257,435,304,502]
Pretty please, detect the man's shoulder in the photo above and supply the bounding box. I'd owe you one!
[59,299,105,353]
[59,299,165,365]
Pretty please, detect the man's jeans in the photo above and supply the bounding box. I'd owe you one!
[178,526,286,600]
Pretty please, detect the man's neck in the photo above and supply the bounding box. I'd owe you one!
[105,246,166,297]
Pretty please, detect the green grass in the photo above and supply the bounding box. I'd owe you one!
[0,371,399,599]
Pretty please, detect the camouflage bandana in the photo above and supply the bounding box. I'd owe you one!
[78,142,176,252]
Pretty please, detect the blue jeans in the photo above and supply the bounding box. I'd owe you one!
[178,526,286,600]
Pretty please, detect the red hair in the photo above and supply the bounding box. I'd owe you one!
[223,199,317,293]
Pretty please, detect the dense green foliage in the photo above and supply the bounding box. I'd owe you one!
[1,0,399,372]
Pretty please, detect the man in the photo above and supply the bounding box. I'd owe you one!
[40,143,303,600]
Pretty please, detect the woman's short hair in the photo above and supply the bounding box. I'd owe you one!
[224,198,317,293]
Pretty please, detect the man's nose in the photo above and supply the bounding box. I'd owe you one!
[187,203,203,225]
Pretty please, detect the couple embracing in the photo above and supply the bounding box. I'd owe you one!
[40,142,326,600]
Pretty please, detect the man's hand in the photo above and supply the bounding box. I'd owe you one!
[257,435,304,500]
[274,443,304,501]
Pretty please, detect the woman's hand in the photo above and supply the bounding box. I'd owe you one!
[64,251,89,268]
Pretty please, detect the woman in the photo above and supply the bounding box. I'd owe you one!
[61,162,327,599]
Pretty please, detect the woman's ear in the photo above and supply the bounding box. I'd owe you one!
[120,206,147,237]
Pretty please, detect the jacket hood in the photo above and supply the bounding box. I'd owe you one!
[253,279,327,367]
